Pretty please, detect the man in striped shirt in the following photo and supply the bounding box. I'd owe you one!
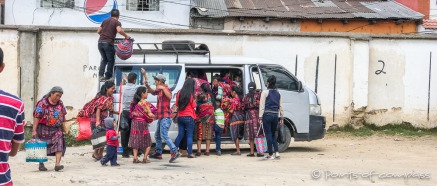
[0,48,25,186]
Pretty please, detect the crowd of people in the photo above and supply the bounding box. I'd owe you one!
[112,68,284,164]
[0,9,284,185]
[26,67,285,170]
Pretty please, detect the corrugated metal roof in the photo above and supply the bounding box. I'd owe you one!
[191,0,424,20]
[361,1,423,19]
[312,0,337,7]
[191,0,229,18]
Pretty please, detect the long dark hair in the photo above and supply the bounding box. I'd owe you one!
[200,83,217,109]
[232,85,243,102]
[212,75,221,83]
[267,75,277,89]
[247,82,257,105]
[187,70,198,78]
[132,87,147,107]
[178,78,195,111]
[98,81,115,96]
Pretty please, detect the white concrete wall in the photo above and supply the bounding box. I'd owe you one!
[0,29,19,95]
[367,39,437,127]
[4,0,190,28]
[1,28,436,128]
[430,0,437,19]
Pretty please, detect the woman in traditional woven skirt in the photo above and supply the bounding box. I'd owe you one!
[222,85,245,156]
[194,83,216,156]
[242,82,263,157]
[129,87,156,163]
[91,81,118,160]
[32,86,67,171]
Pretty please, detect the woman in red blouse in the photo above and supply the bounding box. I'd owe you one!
[91,81,120,160]
[32,86,67,171]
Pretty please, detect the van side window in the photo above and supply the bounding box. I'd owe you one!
[115,65,182,91]
[251,67,262,91]
[259,66,298,91]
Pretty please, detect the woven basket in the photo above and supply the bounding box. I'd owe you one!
[25,139,48,163]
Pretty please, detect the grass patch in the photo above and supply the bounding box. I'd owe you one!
[64,134,91,147]
[327,123,437,137]
[21,125,91,151]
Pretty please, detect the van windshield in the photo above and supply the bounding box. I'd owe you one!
[114,65,182,91]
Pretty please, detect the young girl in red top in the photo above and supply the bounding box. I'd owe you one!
[174,79,197,159]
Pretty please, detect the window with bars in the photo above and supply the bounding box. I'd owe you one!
[40,0,74,8]
[127,0,160,11]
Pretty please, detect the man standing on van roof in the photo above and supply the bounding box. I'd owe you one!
[0,48,25,185]
[120,69,147,158]
[97,9,130,81]
[146,74,181,163]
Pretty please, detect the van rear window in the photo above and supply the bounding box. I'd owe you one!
[114,65,182,91]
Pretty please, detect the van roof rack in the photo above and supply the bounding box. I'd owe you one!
[114,39,211,64]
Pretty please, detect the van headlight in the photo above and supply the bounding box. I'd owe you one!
[309,104,321,115]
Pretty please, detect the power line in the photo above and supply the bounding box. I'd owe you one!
[32,0,423,32]
[58,0,391,20]
[49,1,200,29]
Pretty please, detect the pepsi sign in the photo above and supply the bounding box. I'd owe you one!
[84,0,118,24]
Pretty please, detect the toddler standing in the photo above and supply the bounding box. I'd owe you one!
[100,117,120,166]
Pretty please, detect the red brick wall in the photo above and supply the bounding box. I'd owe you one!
[418,0,430,19]
[397,0,419,11]
[397,0,429,19]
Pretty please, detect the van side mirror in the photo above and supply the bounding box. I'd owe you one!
[297,81,303,92]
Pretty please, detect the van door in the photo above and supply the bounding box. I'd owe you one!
[113,64,185,143]
[257,65,310,134]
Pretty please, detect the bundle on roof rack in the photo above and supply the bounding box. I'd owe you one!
[116,38,135,60]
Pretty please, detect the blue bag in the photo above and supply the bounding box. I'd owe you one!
[25,139,48,163]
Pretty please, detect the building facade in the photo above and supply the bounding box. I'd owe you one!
[3,0,190,28]
[191,0,424,34]
[397,0,437,33]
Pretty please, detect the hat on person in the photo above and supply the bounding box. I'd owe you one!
[104,117,115,129]
[248,82,256,90]
[153,74,166,82]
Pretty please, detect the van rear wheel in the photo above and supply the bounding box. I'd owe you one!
[278,126,291,152]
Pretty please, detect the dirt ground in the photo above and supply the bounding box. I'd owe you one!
[10,135,436,186]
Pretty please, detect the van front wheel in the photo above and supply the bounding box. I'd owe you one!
[277,126,291,152]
